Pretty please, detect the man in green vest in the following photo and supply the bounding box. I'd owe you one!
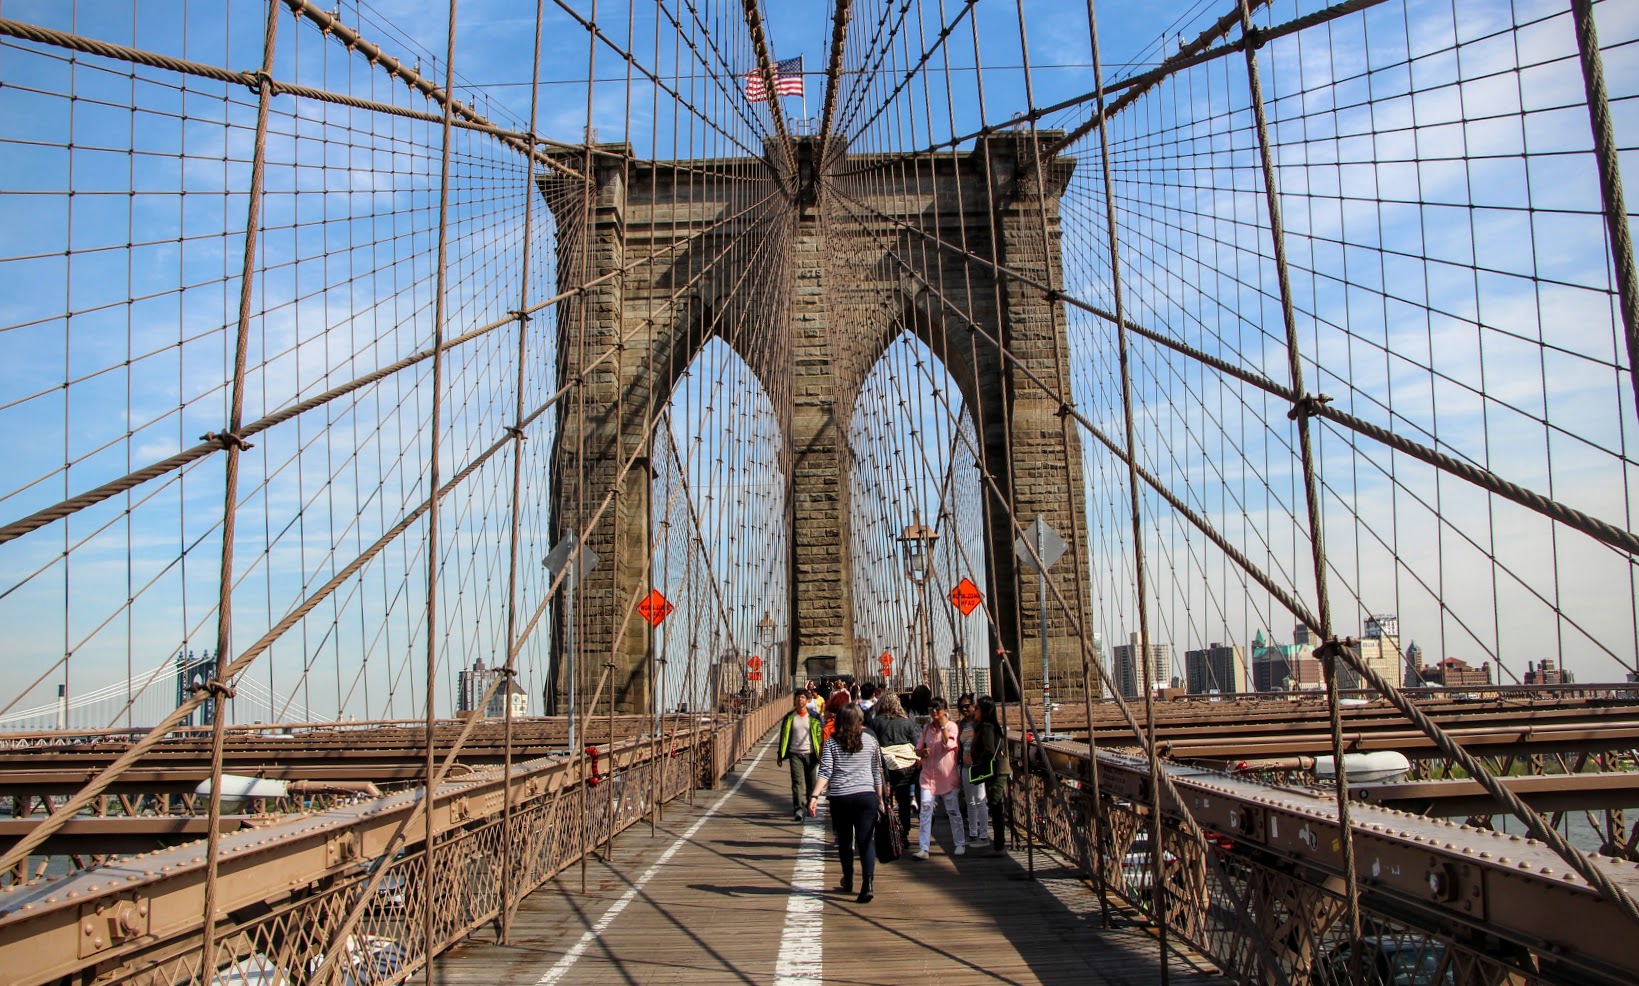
[777,688,823,822]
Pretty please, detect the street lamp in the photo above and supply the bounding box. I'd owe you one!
[757,611,777,690]
[898,513,938,690]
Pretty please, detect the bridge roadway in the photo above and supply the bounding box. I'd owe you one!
[433,735,1224,985]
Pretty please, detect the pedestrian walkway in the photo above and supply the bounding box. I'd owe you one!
[434,735,1225,984]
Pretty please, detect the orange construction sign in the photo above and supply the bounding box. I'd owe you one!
[637,589,674,626]
[748,655,764,671]
[949,577,983,616]
[878,650,894,669]
[748,670,763,681]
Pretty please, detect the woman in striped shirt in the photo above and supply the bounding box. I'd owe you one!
[807,703,885,904]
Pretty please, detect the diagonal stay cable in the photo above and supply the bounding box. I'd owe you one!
[0,188,780,548]
[834,185,1639,559]
[883,240,1639,932]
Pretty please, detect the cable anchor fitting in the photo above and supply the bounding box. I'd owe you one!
[504,425,527,441]
[202,431,254,452]
[193,678,237,700]
[1310,636,1359,662]
[1242,25,1266,51]
[1287,393,1332,421]
[243,69,275,99]
[509,309,532,323]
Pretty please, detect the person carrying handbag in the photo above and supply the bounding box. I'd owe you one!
[969,695,1010,856]
[865,692,920,844]
[957,695,990,846]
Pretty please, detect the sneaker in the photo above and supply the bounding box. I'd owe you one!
[794,810,803,822]
[954,845,967,856]
[970,836,990,847]
[912,850,929,860]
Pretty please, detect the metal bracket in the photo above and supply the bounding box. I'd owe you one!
[324,829,362,868]
[78,896,149,958]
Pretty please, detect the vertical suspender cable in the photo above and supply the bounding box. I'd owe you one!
[421,1,463,978]
[198,3,280,979]
[498,0,550,945]
[1235,0,1362,954]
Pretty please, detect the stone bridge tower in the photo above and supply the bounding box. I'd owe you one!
[541,134,1095,713]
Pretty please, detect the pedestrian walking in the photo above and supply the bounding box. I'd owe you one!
[970,695,1010,856]
[956,693,990,845]
[866,692,919,841]
[777,688,822,822]
[912,696,967,860]
[808,703,885,903]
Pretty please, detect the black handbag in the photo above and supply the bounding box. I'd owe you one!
[875,805,904,862]
[967,748,998,784]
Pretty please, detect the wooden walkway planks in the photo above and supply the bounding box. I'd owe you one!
[434,734,1225,985]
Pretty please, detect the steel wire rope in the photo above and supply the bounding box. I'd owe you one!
[0,162,790,887]
[882,187,1639,934]
[829,182,1639,561]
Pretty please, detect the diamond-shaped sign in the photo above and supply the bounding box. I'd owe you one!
[747,655,763,671]
[1014,516,1067,575]
[543,533,599,586]
[637,589,673,626]
[948,577,984,616]
[878,650,894,668]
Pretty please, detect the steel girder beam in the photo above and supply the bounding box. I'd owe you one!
[1351,772,1639,817]
[1038,739,1639,983]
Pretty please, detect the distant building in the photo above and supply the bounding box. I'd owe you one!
[486,678,529,718]
[1251,629,1321,691]
[1525,659,1574,685]
[1342,615,1404,690]
[1183,643,1246,694]
[1111,633,1171,698]
[1403,641,1426,685]
[938,665,991,700]
[1416,656,1491,687]
[458,659,500,714]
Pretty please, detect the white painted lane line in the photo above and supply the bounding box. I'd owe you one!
[535,739,774,985]
[771,799,827,984]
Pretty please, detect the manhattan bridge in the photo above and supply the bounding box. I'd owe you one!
[1,0,1638,982]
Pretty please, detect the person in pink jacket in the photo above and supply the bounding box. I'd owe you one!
[911,696,968,859]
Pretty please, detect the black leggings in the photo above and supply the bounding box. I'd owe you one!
[828,791,878,883]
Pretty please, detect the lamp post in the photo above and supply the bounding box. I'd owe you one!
[757,611,777,692]
[898,512,939,691]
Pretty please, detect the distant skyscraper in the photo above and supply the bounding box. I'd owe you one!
[1111,633,1171,698]
[1403,641,1425,685]
[1250,629,1321,691]
[939,666,991,700]
[458,659,500,715]
[1184,643,1246,694]
[1348,615,1404,689]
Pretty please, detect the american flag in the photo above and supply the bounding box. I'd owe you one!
[745,55,804,103]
